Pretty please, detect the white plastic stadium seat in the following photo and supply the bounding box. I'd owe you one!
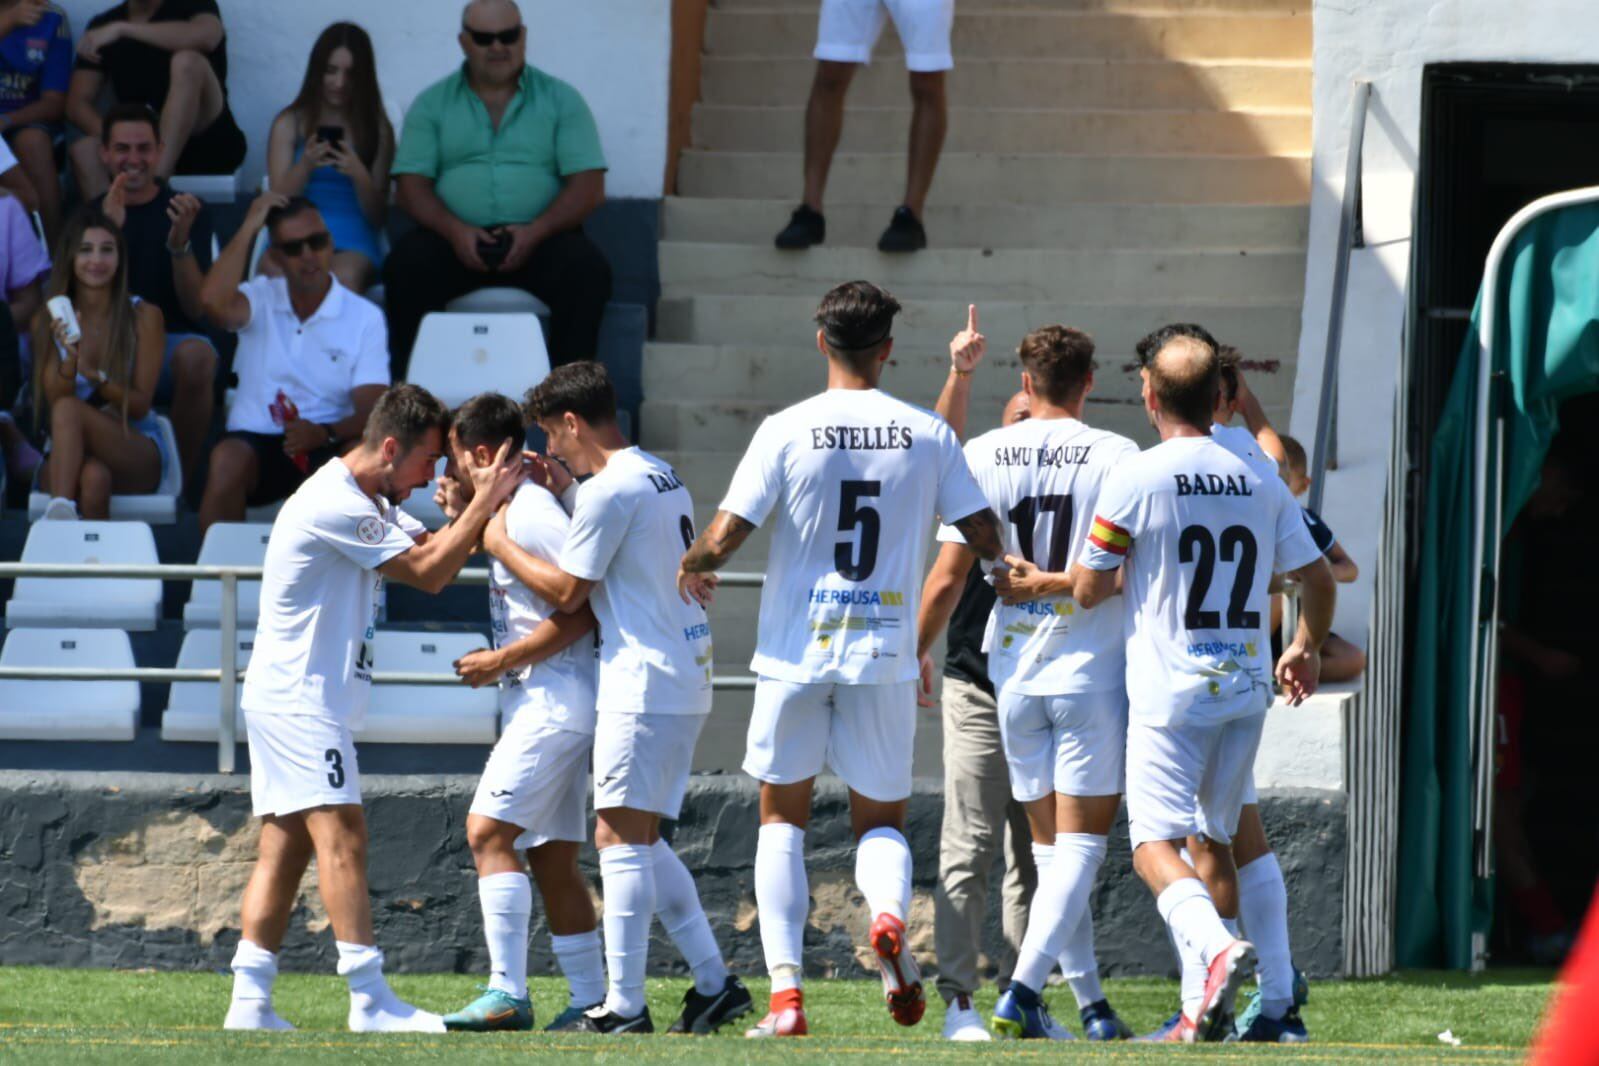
[400,456,450,531]
[447,288,550,318]
[5,520,162,631]
[360,630,497,744]
[169,168,245,204]
[183,522,272,629]
[408,312,550,409]
[28,414,185,524]
[0,628,140,740]
[159,628,253,742]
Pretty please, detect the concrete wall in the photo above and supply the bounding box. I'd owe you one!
[50,0,670,198]
[0,771,1347,979]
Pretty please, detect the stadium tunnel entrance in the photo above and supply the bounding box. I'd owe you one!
[1399,63,1599,971]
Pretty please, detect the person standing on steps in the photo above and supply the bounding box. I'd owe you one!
[773,0,953,253]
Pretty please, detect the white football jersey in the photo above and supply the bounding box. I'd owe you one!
[720,388,989,685]
[938,416,1140,696]
[560,447,713,715]
[243,459,424,727]
[1211,423,1279,481]
[1080,435,1322,725]
[490,482,598,734]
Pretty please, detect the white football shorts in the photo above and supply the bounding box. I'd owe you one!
[814,0,955,72]
[592,711,706,819]
[743,678,917,802]
[998,686,1128,803]
[1125,713,1266,849]
[470,710,592,850]
[245,711,361,817]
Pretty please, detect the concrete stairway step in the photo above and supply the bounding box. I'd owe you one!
[678,150,1311,205]
[717,0,1308,12]
[657,293,1303,351]
[705,10,1310,62]
[663,196,1309,250]
[658,241,1306,303]
[692,104,1309,156]
[640,343,1298,412]
[700,57,1310,110]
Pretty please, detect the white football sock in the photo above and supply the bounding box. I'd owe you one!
[650,839,729,996]
[1060,909,1105,1009]
[756,822,809,985]
[551,930,607,1009]
[855,826,912,922]
[1010,833,1107,991]
[599,844,655,1018]
[1171,848,1207,1014]
[224,940,294,1030]
[338,941,444,1032]
[1156,878,1236,977]
[479,871,532,997]
[1238,853,1293,1019]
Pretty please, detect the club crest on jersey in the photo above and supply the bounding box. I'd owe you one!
[356,516,384,545]
[1174,473,1254,497]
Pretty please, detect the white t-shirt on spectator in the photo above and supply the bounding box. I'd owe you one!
[938,416,1139,695]
[225,276,390,435]
[1079,435,1321,726]
[559,447,712,716]
[242,459,424,726]
[491,482,598,733]
[719,388,989,685]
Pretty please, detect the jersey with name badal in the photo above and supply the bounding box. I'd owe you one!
[490,481,598,733]
[938,417,1139,696]
[1080,435,1322,725]
[559,447,712,715]
[242,459,423,727]
[721,388,990,685]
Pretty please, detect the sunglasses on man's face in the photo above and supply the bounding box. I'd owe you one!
[465,26,523,46]
[275,232,332,258]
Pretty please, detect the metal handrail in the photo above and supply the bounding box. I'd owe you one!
[0,562,766,772]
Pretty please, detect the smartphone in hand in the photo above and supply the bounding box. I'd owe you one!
[316,125,345,149]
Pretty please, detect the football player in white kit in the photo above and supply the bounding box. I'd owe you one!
[423,393,606,1033]
[1069,336,1335,1042]
[224,384,526,1032]
[505,362,750,1035]
[916,325,1139,1042]
[679,282,1001,1037]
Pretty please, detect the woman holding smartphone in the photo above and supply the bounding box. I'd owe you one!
[30,208,167,521]
[265,22,394,293]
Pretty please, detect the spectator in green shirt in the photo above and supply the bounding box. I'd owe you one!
[385,0,611,377]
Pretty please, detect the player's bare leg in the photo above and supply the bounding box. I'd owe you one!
[303,805,444,1033]
[226,815,312,1030]
[851,791,924,1027]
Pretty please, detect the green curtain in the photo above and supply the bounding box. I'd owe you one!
[1397,201,1599,969]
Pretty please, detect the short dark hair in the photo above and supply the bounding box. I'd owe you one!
[1146,334,1218,430]
[1018,325,1095,406]
[1136,322,1219,368]
[265,196,321,240]
[363,383,450,452]
[452,392,524,452]
[101,103,159,146]
[524,361,616,427]
[1217,344,1242,405]
[1279,433,1308,476]
[814,280,901,367]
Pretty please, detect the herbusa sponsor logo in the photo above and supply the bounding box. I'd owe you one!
[683,622,711,641]
[807,587,906,606]
[1010,600,1072,617]
[1187,640,1257,659]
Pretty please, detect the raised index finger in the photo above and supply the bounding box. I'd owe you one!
[967,304,978,333]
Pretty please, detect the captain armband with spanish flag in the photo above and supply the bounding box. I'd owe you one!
[1087,515,1132,558]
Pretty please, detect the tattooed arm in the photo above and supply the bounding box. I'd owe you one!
[676,509,756,607]
[950,507,1004,562]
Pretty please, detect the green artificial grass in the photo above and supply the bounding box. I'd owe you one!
[0,967,1554,1064]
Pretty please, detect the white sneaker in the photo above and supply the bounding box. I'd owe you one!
[40,496,77,521]
[942,995,991,1041]
[223,999,296,1030]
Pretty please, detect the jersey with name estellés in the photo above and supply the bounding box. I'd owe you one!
[938,417,1139,695]
[1079,435,1321,725]
[559,447,712,715]
[720,388,990,684]
[490,481,598,733]
[242,459,424,727]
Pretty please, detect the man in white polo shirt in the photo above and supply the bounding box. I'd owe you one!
[197,192,390,533]
[223,383,527,1033]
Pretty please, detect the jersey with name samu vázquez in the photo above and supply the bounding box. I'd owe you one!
[937,416,1139,696]
[559,447,712,715]
[1079,435,1322,725]
[720,388,990,685]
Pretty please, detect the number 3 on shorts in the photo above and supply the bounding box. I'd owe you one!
[325,747,345,789]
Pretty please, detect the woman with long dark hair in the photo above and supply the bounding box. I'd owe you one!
[266,22,393,293]
[30,208,167,520]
